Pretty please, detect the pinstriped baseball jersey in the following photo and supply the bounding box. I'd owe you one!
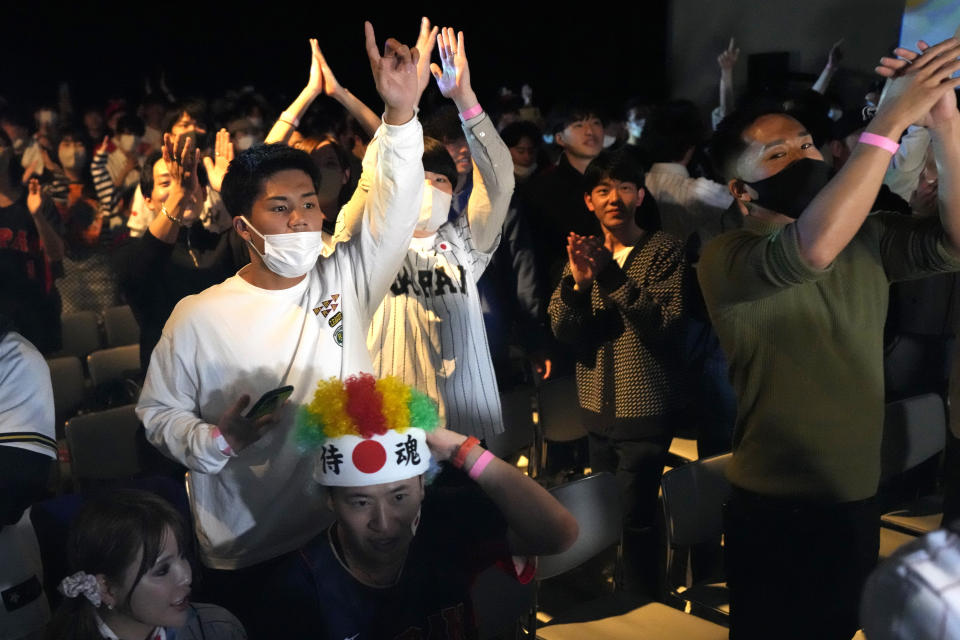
[369,213,503,440]
[345,111,515,441]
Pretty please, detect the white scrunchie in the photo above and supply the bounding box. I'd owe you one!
[58,571,102,607]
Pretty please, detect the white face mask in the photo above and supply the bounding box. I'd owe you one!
[416,183,452,234]
[118,134,139,153]
[58,148,86,171]
[602,134,617,149]
[240,215,325,278]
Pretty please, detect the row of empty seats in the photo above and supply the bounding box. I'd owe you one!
[59,305,140,359]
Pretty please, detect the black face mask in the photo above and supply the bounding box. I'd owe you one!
[744,158,833,219]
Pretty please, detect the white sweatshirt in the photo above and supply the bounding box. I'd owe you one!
[137,117,424,570]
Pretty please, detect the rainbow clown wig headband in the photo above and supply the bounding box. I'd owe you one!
[295,373,440,487]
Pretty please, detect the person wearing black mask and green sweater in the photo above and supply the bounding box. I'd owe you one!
[699,38,960,640]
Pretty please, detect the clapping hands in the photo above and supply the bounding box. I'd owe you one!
[567,233,611,291]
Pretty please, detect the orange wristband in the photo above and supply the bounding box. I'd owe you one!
[452,436,480,469]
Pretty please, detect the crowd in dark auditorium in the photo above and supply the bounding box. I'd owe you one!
[4,15,960,640]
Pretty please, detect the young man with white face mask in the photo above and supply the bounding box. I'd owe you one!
[136,23,425,630]
[338,27,514,440]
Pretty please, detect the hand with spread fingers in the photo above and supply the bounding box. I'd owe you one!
[202,128,234,193]
[430,27,477,113]
[875,37,960,130]
[364,21,420,125]
[161,132,201,221]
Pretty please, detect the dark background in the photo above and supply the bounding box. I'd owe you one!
[1,3,670,118]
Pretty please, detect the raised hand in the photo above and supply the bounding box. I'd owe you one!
[827,38,844,69]
[202,129,234,192]
[414,17,439,101]
[311,38,344,99]
[161,132,200,218]
[305,38,325,96]
[430,27,476,109]
[521,84,533,106]
[95,135,111,156]
[364,21,420,125]
[718,37,739,72]
[876,38,960,130]
[26,177,45,216]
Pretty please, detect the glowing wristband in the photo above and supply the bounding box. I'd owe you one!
[452,436,480,469]
[858,132,900,155]
[211,427,235,457]
[459,104,483,122]
[468,450,495,480]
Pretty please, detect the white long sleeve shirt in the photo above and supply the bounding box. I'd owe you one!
[137,116,424,570]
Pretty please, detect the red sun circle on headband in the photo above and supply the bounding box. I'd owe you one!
[353,439,387,474]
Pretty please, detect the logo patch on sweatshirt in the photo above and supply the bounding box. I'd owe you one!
[318,293,344,347]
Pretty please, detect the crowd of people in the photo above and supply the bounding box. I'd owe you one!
[3,14,960,640]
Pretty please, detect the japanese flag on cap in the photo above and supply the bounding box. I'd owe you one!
[295,374,440,487]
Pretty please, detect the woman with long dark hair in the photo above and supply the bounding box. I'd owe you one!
[46,490,244,640]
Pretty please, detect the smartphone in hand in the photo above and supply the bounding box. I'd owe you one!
[245,385,294,420]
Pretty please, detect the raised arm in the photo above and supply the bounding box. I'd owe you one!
[432,27,515,256]
[717,37,739,122]
[147,133,201,244]
[340,23,424,317]
[332,17,439,243]
[812,39,843,94]
[796,37,960,269]
[427,427,578,556]
[898,42,960,251]
[26,178,64,262]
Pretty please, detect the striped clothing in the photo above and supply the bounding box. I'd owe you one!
[341,112,514,440]
[0,332,56,458]
[370,215,502,439]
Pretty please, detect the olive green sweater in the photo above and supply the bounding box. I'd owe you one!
[698,213,960,502]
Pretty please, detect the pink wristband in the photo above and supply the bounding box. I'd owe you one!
[468,450,495,480]
[858,132,900,155]
[459,104,483,122]
[211,427,235,457]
